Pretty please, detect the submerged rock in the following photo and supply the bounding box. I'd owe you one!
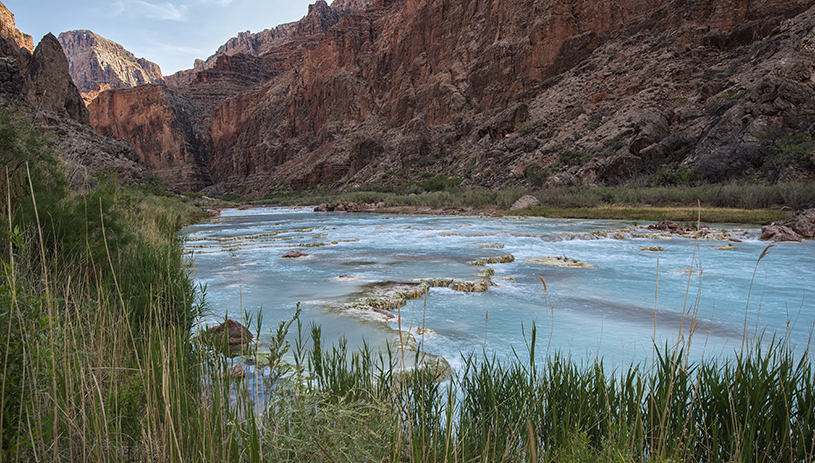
[525,257,594,268]
[450,280,489,292]
[640,246,664,252]
[475,242,505,249]
[469,254,515,266]
[282,250,309,258]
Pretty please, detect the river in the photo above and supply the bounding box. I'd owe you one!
[181,207,815,370]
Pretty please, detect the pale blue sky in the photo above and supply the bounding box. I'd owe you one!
[4,0,316,74]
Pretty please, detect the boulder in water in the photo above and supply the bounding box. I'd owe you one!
[785,208,815,238]
[208,319,254,345]
[760,225,802,242]
[282,250,309,258]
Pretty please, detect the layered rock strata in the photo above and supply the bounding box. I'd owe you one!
[58,30,164,94]
[197,0,815,195]
[85,0,372,190]
[70,0,815,193]
[89,84,211,191]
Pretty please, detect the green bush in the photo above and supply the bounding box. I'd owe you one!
[419,175,463,192]
[759,129,815,180]
[648,163,701,186]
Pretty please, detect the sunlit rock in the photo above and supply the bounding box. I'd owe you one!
[525,257,594,268]
[640,246,664,252]
[760,225,802,242]
[208,319,254,345]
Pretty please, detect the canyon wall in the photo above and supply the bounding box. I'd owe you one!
[61,0,815,193]
[58,30,164,96]
[89,84,210,190]
[200,0,815,194]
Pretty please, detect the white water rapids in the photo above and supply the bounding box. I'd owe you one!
[181,207,815,370]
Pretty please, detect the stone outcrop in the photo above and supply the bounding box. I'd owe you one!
[1,4,142,188]
[1,8,88,124]
[208,319,254,345]
[165,0,372,88]
[89,84,211,191]
[58,30,164,94]
[86,0,372,191]
[760,225,803,242]
[510,195,541,211]
[0,1,32,55]
[784,208,815,238]
[21,33,89,124]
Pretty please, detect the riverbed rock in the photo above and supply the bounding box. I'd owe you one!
[475,242,504,249]
[760,225,802,242]
[784,208,815,238]
[224,363,245,378]
[314,203,334,212]
[525,257,594,268]
[208,319,254,345]
[510,195,541,211]
[282,250,309,258]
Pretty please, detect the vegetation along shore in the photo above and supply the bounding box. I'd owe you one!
[4,0,815,459]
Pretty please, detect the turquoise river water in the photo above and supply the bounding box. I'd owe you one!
[181,207,815,371]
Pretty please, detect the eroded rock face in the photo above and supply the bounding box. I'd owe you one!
[199,0,815,194]
[785,208,815,238]
[89,84,211,191]
[65,0,815,195]
[21,33,89,124]
[760,225,803,242]
[0,1,33,55]
[165,0,371,88]
[510,195,541,211]
[58,30,164,94]
[1,5,143,189]
[88,0,368,191]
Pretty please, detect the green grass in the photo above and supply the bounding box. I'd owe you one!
[508,206,787,224]
[249,181,813,224]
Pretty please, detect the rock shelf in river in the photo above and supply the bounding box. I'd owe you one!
[525,257,594,268]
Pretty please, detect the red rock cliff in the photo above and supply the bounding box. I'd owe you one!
[89,84,211,190]
[0,1,32,55]
[200,0,815,192]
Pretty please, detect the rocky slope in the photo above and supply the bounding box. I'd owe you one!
[1,1,142,188]
[74,0,815,194]
[58,30,164,97]
[198,0,815,195]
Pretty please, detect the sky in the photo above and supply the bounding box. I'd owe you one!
[4,0,317,75]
